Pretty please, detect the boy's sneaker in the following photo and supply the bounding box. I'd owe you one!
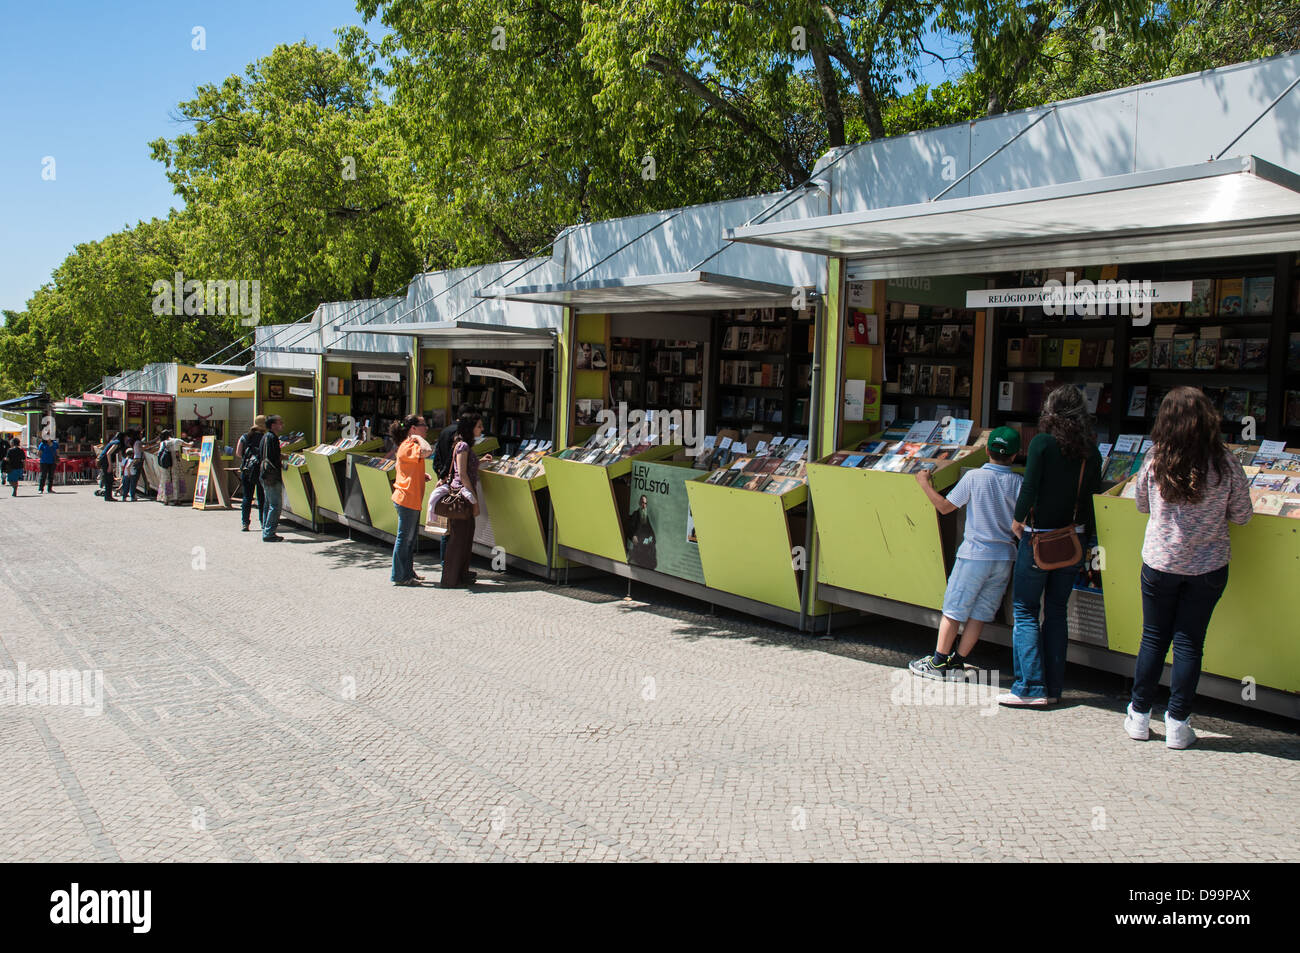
[909,654,961,681]
[1124,704,1150,741]
[1165,715,1196,750]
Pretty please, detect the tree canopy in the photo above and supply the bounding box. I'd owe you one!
[4,2,1294,399]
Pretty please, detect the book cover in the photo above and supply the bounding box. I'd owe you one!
[938,325,960,355]
[934,365,954,397]
[1079,338,1100,368]
[1217,339,1242,370]
[901,326,918,353]
[1241,339,1268,369]
[903,420,941,443]
[1172,335,1196,369]
[1151,301,1182,319]
[1222,389,1250,422]
[1216,278,1244,316]
[1043,337,1063,368]
[1007,338,1024,368]
[917,364,934,395]
[1193,339,1220,370]
[1185,279,1215,317]
[1245,276,1274,316]
[1103,452,1137,483]
[1128,338,1151,369]
[1126,386,1148,418]
[899,364,915,395]
[840,453,866,468]
[1061,339,1082,367]
[1151,339,1173,370]
[1102,339,1115,367]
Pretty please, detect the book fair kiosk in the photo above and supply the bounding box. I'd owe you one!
[491,194,837,627]
[343,259,565,577]
[725,54,1300,715]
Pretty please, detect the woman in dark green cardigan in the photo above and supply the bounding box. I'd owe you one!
[998,385,1102,707]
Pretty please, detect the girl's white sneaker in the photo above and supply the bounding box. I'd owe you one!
[1124,704,1150,741]
[1165,715,1196,750]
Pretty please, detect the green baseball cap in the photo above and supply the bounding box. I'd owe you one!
[988,426,1021,457]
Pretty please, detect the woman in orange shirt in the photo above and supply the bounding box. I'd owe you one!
[390,414,432,586]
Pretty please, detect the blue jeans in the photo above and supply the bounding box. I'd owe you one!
[261,480,283,539]
[391,503,420,582]
[241,471,265,528]
[1131,562,1228,721]
[121,472,138,500]
[1010,534,1080,698]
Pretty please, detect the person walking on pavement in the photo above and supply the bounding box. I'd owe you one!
[37,434,58,493]
[5,438,25,496]
[1124,386,1253,750]
[99,432,123,502]
[390,414,433,586]
[234,416,268,532]
[260,415,286,542]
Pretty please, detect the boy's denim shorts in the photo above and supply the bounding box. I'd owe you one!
[942,556,1015,623]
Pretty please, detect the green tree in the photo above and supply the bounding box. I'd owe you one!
[0,216,233,399]
[150,41,419,323]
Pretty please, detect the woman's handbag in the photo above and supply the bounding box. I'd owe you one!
[1028,462,1086,570]
[433,487,473,520]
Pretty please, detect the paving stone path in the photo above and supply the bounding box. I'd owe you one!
[1,486,1295,861]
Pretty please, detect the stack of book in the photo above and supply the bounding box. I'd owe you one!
[700,437,810,494]
[481,440,554,479]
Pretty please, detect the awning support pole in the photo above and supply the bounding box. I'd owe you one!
[931,105,1058,202]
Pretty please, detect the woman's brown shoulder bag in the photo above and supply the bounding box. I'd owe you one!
[1029,461,1085,570]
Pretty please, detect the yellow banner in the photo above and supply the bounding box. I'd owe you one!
[177,365,239,398]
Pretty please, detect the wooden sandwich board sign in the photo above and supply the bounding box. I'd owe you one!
[192,436,232,509]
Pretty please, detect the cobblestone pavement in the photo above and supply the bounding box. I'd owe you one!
[1,486,1296,862]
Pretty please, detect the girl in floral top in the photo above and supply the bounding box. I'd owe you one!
[1126,386,1253,749]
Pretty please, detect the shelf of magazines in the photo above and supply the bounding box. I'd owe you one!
[474,438,557,572]
[683,434,823,625]
[1095,440,1300,715]
[302,436,385,523]
[808,418,989,612]
[542,432,683,564]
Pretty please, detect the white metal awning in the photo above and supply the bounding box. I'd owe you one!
[337,320,556,351]
[481,271,802,313]
[195,373,255,395]
[726,156,1300,278]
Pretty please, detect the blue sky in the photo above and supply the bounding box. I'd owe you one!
[0,2,961,316]
[0,0,377,314]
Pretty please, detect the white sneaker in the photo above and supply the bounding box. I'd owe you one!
[1165,715,1196,750]
[1124,704,1150,741]
[996,692,1051,708]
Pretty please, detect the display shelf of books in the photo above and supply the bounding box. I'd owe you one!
[349,378,407,445]
[571,313,610,443]
[301,437,384,519]
[808,419,988,613]
[683,434,821,624]
[451,357,546,447]
[714,307,812,435]
[608,337,705,416]
[352,454,401,537]
[478,439,554,490]
[691,435,811,509]
[1286,276,1300,438]
[882,302,978,424]
[547,431,679,479]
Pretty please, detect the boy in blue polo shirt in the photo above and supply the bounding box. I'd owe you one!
[908,427,1023,679]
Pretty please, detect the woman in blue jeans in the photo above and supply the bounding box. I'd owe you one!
[1000,385,1102,708]
[1125,387,1252,749]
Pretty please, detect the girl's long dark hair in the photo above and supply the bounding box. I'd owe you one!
[455,412,481,445]
[1150,386,1225,504]
[1038,384,1096,461]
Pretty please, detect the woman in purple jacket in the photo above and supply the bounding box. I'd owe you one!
[1126,387,1253,750]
